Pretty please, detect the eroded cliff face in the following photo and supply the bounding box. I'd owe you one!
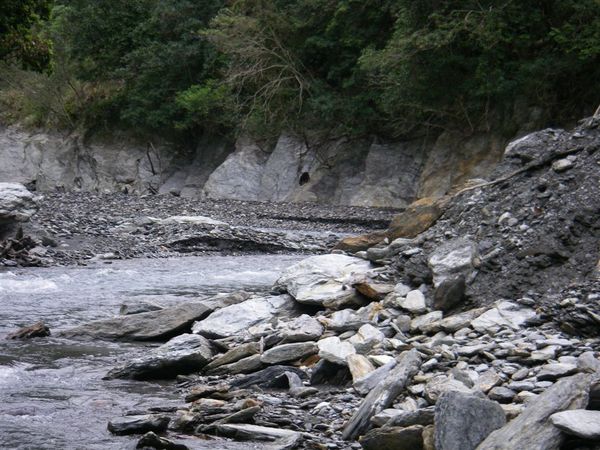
[0,124,510,207]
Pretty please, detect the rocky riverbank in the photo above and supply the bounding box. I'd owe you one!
[4,116,600,449]
[1,191,398,266]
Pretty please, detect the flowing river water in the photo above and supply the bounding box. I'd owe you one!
[0,255,303,449]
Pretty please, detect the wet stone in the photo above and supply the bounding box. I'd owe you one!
[108,415,170,436]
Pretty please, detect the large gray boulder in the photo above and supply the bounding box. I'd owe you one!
[0,182,38,225]
[428,238,477,287]
[105,333,213,380]
[60,300,213,341]
[274,254,372,308]
[504,129,566,163]
[435,391,506,450]
[476,373,591,450]
[192,295,296,338]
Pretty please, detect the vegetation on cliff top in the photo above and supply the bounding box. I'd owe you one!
[1,0,599,141]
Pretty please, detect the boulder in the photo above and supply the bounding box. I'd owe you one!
[347,354,376,382]
[384,407,435,428]
[204,342,261,372]
[504,129,566,163]
[279,314,324,343]
[428,238,477,287]
[471,301,536,334]
[434,391,506,450]
[104,333,213,380]
[318,336,356,365]
[354,360,397,396]
[387,197,449,240]
[210,354,263,375]
[348,324,385,354]
[353,281,395,301]
[398,290,427,314]
[335,231,387,253]
[108,415,170,435]
[231,365,307,389]
[477,373,591,450]
[274,254,372,308]
[360,425,424,450]
[260,342,318,365]
[192,295,295,338]
[424,375,472,404]
[0,182,38,225]
[550,409,600,439]
[61,301,214,341]
[411,311,443,333]
[135,432,190,450]
[537,363,578,381]
[433,275,466,312]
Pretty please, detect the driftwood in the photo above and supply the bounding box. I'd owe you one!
[342,348,422,440]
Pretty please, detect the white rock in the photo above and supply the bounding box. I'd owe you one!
[551,158,573,173]
[317,336,356,365]
[192,295,294,338]
[399,290,427,314]
[369,354,396,367]
[348,324,385,353]
[274,254,372,308]
[411,311,443,332]
[157,215,227,226]
[428,238,477,287]
[0,182,38,225]
[471,301,536,333]
[550,410,600,439]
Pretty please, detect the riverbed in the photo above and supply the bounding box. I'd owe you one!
[0,255,302,449]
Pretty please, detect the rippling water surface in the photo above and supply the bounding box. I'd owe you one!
[0,255,302,449]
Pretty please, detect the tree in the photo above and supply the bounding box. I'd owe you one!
[0,0,53,71]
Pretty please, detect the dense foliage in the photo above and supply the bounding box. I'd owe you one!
[0,0,52,71]
[1,0,599,140]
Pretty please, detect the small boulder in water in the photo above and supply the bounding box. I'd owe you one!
[108,414,170,435]
[6,321,50,339]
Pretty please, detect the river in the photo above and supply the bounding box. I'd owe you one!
[0,255,302,449]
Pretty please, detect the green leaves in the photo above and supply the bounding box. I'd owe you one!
[0,0,53,71]
[3,0,599,139]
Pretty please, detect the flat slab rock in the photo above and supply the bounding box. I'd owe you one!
[550,409,600,439]
[260,342,318,364]
[105,333,213,380]
[61,301,213,341]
